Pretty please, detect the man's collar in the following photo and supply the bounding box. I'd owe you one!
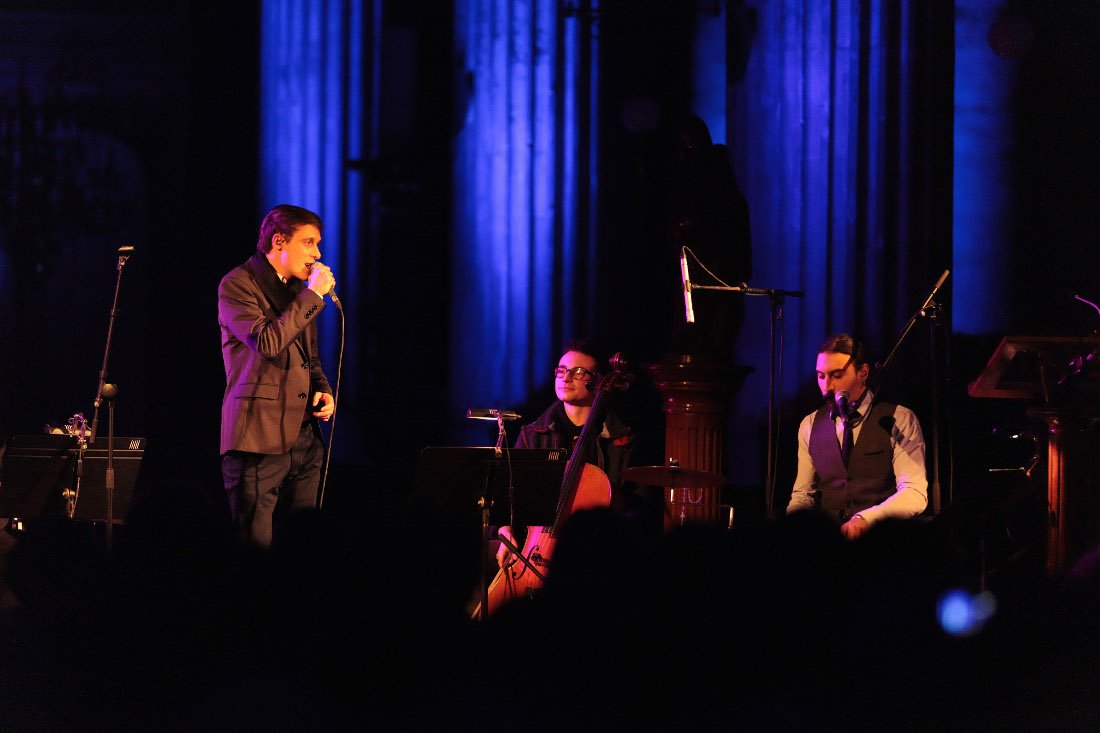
[261,254,290,284]
[847,389,872,423]
[853,389,872,413]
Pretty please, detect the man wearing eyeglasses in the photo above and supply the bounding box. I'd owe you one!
[786,333,928,540]
[495,339,635,568]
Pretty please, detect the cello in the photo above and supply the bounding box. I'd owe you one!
[473,353,631,618]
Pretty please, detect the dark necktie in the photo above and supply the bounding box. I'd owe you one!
[840,400,863,469]
[841,416,854,469]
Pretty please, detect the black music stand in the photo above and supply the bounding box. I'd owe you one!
[967,335,1100,401]
[411,447,566,620]
[0,435,145,524]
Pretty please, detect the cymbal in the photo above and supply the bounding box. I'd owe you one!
[621,465,726,488]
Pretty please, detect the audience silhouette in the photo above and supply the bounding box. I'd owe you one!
[1,477,1097,730]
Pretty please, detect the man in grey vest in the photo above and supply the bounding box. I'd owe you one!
[787,333,928,539]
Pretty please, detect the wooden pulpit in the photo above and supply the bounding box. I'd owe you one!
[969,335,1100,575]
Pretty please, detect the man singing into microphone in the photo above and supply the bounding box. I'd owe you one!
[217,204,336,548]
[786,333,928,539]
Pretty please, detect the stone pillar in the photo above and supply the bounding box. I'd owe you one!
[645,356,752,531]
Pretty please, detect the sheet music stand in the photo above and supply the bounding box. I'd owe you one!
[967,335,1100,400]
[411,447,567,620]
[0,434,145,523]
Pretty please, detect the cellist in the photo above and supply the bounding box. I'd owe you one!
[495,339,636,570]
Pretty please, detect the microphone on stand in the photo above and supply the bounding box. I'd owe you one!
[680,247,695,324]
[919,269,951,314]
[117,245,133,270]
[834,390,850,420]
[467,408,523,421]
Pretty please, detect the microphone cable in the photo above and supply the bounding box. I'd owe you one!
[317,296,344,510]
[682,245,739,288]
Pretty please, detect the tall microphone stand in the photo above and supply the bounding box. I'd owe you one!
[466,408,519,621]
[89,246,133,444]
[872,270,951,515]
[687,281,804,519]
[101,383,118,550]
[73,246,131,531]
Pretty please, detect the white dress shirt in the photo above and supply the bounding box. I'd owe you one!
[787,390,929,524]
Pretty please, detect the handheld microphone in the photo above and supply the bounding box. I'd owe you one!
[680,248,695,324]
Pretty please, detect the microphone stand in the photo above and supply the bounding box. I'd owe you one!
[689,282,804,519]
[467,408,518,621]
[478,413,507,621]
[68,247,130,527]
[63,415,91,520]
[872,270,951,516]
[101,383,118,550]
[89,247,133,443]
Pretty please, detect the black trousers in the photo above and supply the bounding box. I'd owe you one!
[221,423,324,548]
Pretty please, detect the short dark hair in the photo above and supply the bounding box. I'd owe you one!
[561,338,605,371]
[256,204,323,254]
[818,332,870,369]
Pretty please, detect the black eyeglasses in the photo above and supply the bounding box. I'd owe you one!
[554,366,596,381]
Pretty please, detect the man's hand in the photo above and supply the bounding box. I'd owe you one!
[841,515,870,540]
[311,392,335,421]
[307,262,335,298]
[495,526,518,569]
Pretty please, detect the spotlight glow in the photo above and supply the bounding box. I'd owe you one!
[937,589,997,637]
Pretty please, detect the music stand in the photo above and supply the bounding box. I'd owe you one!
[411,447,567,620]
[0,435,145,524]
[967,335,1100,400]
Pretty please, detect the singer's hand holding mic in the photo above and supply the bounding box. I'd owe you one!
[306,261,335,295]
[306,261,341,308]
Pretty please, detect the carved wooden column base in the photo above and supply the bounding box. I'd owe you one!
[1030,407,1100,576]
[645,354,752,531]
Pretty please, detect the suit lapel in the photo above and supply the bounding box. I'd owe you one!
[246,254,295,311]
[245,254,311,362]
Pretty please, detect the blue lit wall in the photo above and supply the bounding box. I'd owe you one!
[953,0,1015,334]
[260,0,364,377]
[450,0,595,440]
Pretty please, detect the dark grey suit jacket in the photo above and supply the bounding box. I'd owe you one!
[218,253,332,455]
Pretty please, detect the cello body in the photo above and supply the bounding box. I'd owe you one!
[474,463,611,617]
